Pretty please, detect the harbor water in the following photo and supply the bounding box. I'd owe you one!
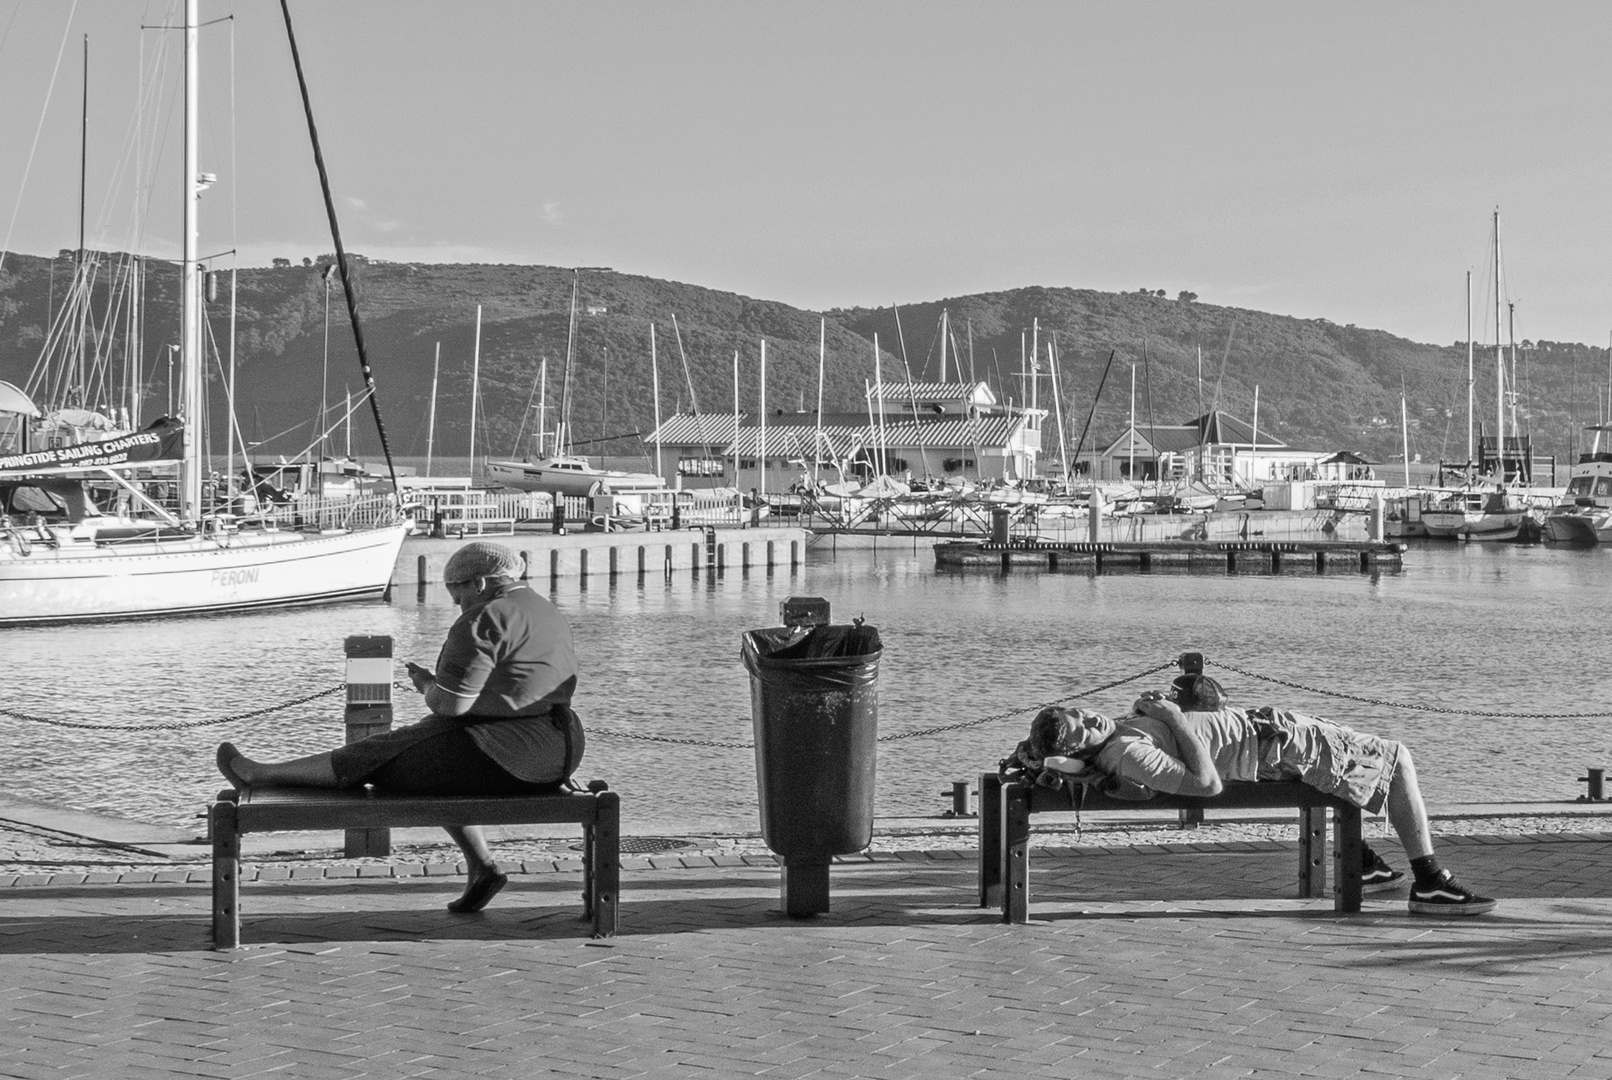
[2,537,1610,836]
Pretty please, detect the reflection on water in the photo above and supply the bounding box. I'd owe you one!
[3,538,1610,833]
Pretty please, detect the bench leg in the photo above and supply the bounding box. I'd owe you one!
[211,800,241,951]
[1297,806,1326,899]
[978,773,1003,908]
[1333,804,1362,913]
[591,792,620,937]
[1004,782,1032,924]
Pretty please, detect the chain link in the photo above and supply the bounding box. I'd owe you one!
[1208,660,1612,719]
[0,686,346,732]
[587,660,1179,749]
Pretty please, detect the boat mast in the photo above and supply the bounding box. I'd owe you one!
[179,0,204,521]
[470,304,482,481]
[1128,363,1136,483]
[426,342,439,477]
[1466,270,1474,468]
[1493,209,1505,482]
[813,318,825,489]
[650,323,662,477]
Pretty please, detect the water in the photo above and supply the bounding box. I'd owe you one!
[3,539,1610,835]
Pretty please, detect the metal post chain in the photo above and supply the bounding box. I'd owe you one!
[1206,660,1612,719]
[0,686,345,732]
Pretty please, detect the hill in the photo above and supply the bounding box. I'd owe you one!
[1,252,1605,471]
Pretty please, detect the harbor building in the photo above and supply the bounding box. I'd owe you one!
[645,381,1049,491]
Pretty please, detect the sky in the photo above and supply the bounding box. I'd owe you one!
[2,0,1611,348]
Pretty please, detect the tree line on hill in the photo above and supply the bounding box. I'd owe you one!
[1,249,1607,473]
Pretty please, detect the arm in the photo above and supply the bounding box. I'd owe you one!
[407,661,477,717]
[1131,697,1223,797]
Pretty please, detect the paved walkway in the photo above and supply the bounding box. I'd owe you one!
[4,825,1612,1079]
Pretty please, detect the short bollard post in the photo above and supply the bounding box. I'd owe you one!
[1578,767,1607,802]
[344,635,393,857]
[943,781,976,818]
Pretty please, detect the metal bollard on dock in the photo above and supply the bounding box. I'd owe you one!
[942,781,976,818]
[1578,767,1607,802]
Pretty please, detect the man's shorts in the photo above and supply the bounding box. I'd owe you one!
[1253,709,1400,814]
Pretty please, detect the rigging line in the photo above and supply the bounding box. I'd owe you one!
[1069,350,1117,475]
[509,365,543,457]
[0,0,81,278]
[278,0,398,492]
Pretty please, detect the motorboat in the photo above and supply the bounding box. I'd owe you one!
[1543,424,1612,545]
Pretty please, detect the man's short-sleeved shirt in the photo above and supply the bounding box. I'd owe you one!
[1093,706,1263,794]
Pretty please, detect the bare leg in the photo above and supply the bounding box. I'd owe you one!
[444,825,506,913]
[222,745,339,788]
[1383,744,1434,860]
[444,825,496,874]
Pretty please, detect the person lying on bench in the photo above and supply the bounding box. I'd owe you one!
[1028,673,1496,917]
[216,541,584,915]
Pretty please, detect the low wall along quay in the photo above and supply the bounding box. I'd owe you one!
[394,526,809,586]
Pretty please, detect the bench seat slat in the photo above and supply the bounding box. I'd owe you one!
[232,790,608,832]
[979,773,1363,921]
[211,784,619,949]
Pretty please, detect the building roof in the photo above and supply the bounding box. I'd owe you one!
[1094,410,1289,457]
[647,410,1025,457]
[867,381,998,408]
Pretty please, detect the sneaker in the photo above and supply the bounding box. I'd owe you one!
[1361,854,1405,894]
[1408,871,1497,916]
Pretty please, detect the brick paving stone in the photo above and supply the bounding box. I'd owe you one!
[2,835,1610,1079]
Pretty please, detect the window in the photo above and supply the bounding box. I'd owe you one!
[678,457,726,477]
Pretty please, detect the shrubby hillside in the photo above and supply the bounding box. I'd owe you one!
[1,252,1605,468]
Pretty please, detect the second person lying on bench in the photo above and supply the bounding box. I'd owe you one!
[216,541,585,915]
[1028,671,1496,917]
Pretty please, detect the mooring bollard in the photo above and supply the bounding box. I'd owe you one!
[942,781,976,818]
[1578,766,1607,802]
[344,635,393,857]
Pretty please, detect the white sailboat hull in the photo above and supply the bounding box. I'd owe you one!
[0,522,408,626]
[486,457,664,497]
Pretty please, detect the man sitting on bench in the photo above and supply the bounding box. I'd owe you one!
[216,541,584,915]
[1029,668,1496,917]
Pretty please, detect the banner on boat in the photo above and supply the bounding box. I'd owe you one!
[0,418,185,476]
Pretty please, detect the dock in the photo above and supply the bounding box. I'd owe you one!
[933,537,1404,574]
[393,525,809,586]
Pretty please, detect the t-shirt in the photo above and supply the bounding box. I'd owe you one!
[1093,705,1263,795]
[434,581,580,781]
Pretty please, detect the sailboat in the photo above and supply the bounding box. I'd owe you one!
[0,0,407,627]
[485,275,664,497]
[1421,211,1532,542]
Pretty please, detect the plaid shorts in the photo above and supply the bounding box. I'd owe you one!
[1253,708,1400,814]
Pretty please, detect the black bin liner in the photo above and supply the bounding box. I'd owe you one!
[742,623,882,860]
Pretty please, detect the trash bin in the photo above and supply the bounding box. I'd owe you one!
[742,614,881,915]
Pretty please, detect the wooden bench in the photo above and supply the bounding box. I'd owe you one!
[210,782,620,949]
[977,772,1363,922]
